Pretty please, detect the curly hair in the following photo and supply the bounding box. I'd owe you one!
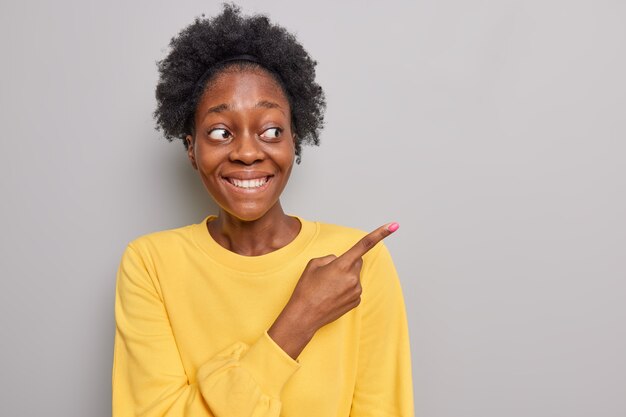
[154,3,326,163]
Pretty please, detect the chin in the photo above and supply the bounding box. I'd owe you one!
[221,204,275,223]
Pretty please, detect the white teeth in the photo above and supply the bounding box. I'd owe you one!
[229,177,268,189]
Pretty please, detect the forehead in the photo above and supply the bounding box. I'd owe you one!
[198,68,290,110]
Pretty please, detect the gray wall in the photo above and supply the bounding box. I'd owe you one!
[1,0,624,416]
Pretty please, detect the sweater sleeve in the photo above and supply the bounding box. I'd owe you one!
[112,244,300,417]
[350,243,414,417]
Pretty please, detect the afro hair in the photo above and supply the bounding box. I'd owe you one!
[154,3,326,163]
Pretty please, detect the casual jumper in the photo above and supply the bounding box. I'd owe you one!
[112,216,414,416]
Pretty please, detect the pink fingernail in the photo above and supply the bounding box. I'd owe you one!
[387,222,399,232]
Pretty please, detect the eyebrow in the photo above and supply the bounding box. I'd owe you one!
[255,100,283,112]
[203,100,286,118]
[204,103,230,115]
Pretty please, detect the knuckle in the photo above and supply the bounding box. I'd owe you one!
[336,258,351,271]
[325,255,337,264]
[353,289,362,301]
[307,258,324,269]
[321,254,336,263]
[348,274,360,287]
[360,237,375,251]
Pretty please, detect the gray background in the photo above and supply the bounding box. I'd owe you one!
[1,0,624,416]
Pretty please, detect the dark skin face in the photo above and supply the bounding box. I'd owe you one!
[185,68,300,255]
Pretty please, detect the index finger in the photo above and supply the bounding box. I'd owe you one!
[339,222,399,264]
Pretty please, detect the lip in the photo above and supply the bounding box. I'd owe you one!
[220,175,273,193]
[221,171,274,180]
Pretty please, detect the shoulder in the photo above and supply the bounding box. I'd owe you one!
[315,220,368,242]
[122,222,198,262]
[304,218,390,261]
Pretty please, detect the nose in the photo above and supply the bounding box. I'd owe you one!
[229,131,264,165]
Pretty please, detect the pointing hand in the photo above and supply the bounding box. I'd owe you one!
[268,222,399,358]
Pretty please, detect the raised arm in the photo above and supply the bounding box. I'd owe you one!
[268,223,399,359]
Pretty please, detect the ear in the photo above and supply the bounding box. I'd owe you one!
[185,135,198,170]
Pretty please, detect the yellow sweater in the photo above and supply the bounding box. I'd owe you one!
[112,216,414,417]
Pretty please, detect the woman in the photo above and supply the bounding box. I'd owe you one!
[112,4,414,416]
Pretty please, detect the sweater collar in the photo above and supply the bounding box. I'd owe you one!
[191,214,318,274]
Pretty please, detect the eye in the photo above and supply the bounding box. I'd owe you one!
[207,128,232,141]
[260,127,283,140]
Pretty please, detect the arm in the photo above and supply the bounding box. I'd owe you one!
[350,243,414,417]
[267,223,400,360]
[112,244,300,417]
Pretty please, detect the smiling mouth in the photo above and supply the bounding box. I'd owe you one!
[223,176,272,190]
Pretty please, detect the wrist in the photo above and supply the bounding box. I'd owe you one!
[268,304,316,359]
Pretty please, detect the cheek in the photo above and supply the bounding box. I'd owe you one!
[194,151,222,181]
[271,148,295,173]
[271,138,296,164]
[195,142,219,165]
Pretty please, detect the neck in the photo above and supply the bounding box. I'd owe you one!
[208,202,301,256]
